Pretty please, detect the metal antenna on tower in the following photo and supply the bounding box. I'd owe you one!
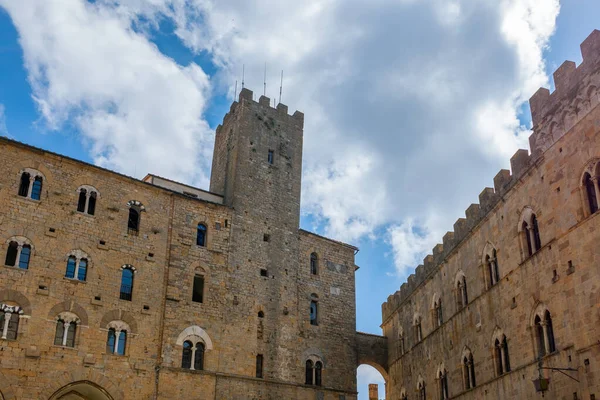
[263,62,267,96]
[241,64,245,89]
[279,70,283,104]
[234,80,238,99]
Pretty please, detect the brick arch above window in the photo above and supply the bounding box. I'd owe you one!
[176,326,213,350]
[0,289,32,315]
[126,200,145,211]
[4,235,34,250]
[47,300,89,326]
[99,310,138,334]
[491,326,506,344]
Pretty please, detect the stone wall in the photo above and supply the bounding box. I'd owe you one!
[382,30,600,400]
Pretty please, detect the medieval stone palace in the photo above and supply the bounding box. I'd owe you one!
[0,30,599,400]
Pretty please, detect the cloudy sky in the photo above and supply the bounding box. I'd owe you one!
[0,0,598,398]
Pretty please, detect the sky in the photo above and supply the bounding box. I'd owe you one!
[0,1,598,399]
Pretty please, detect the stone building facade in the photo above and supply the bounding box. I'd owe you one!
[0,88,381,400]
[381,30,600,400]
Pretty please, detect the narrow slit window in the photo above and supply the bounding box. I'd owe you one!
[5,241,18,267]
[197,224,207,247]
[77,189,87,212]
[256,354,264,378]
[127,208,140,235]
[192,275,204,303]
[267,150,274,164]
[120,267,134,301]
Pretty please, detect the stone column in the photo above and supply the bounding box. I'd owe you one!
[114,329,121,354]
[191,346,197,370]
[15,245,22,267]
[61,321,70,346]
[541,322,550,355]
[26,176,34,198]
[2,312,11,339]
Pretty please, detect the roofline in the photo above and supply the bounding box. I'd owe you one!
[299,228,359,251]
[0,136,225,207]
[143,173,223,198]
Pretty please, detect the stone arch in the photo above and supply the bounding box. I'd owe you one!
[454,269,466,286]
[579,157,600,183]
[41,368,123,400]
[47,300,89,326]
[302,347,326,367]
[0,289,31,315]
[517,206,537,232]
[176,326,213,350]
[481,241,497,264]
[491,326,505,344]
[436,362,447,377]
[529,301,549,326]
[356,332,389,381]
[430,292,440,310]
[100,310,138,334]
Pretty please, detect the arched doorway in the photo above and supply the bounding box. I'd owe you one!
[49,381,114,400]
[358,364,387,400]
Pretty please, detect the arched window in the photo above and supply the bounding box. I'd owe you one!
[414,315,422,342]
[305,357,323,386]
[5,240,32,270]
[438,368,449,399]
[176,326,213,371]
[106,328,127,355]
[31,177,43,200]
[0,304,23,340]
[310,252,318,275]
[462,349,476,390]
[120,266,135,301]
[418,379,426,400]
[65,252,88,281]
[18,245,31,270]
[314,361,322,386]
[76,186,99,215]
[194,342,205,370]
[197,224,207,247]
[483,245,500,288]
[128,208,140,235]
[520,208,542,257]
[77,189,87,212]
[456,274,468,309]
[433,297,443,328]
[181,340,193,368]
[584,172,599,214]
[17,170,44,200]
[310,294,318,326]
[305,360,314,385]
[54,320,77,347]
[502,336,511,372]
[18,172,30,197]
[4,241,18,267]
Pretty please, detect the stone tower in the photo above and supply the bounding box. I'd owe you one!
[210,88,305,382]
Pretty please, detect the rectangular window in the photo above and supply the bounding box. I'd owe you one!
[267,150,274,164]
[192,275,204,303]
[256,354,264,378]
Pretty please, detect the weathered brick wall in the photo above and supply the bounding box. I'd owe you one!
[382,30,600,400]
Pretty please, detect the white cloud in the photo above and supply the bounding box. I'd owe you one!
[1,0,561,278]
[0,0,214,186]
[0,104,7,136]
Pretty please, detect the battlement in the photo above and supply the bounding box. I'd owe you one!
[382,29,600,323]
[215,88,304,136]
[529,29,600,157]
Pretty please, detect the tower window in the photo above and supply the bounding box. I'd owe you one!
[310,294,319,326]
[267,150,274,164]
[120,266,134,301]
[192,275,204,303]
[256,354,264,378]
[310,253,318,275]
[197,224,207,247]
